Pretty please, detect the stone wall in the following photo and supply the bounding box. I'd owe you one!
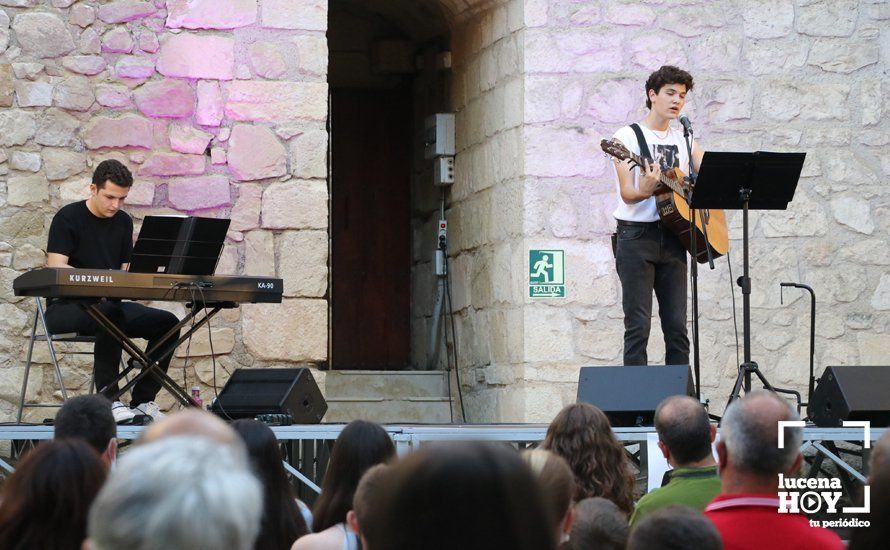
[457,0,890,420]
[0,0,329,420]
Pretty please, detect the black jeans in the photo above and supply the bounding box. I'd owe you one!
[615,221,689,366]
[45,301,180,405]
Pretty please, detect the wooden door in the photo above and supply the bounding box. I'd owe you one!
[330,88,411,370]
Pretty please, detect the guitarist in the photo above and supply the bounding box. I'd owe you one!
[612,65,702,367]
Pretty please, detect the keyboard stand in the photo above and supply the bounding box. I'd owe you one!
[82,300,238,407]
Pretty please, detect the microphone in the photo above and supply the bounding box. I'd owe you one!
[678,112,693,135]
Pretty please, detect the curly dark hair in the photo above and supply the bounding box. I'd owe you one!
[542,403,636,515]
[645,65,694,109]
[92,159,133,189]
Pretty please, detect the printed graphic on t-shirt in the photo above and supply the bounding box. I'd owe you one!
[652,144,680,171]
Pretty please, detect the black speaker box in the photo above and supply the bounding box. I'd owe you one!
[210,368,327,423]
[577,365,694,427]
[808,366,890,427]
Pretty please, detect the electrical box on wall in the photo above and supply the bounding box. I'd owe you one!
[434,156,454,186]
[424,113,455,159]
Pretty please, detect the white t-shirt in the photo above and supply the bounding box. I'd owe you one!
[611,124,695,223]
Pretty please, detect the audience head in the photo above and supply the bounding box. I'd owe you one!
[0,439,107,550]
[654,395,715,467]
[542,403,636,514]
[231,419,308,550]
[849,430,890,550]
[627,505,722,550]
[522,449,576,545]
[718,390,802,484]
[87,436,262,550]
[140,408,238,445]
[312,420,395,533]
[54,394,118,465]
[346,463,389,548]
[569,497,629,550]
[364,442,556,550]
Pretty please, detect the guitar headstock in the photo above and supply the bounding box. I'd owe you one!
[600,138,633,163]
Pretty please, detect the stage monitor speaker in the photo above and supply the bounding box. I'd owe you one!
[210,368,327,424]
[576,365,694,427]
[808,366,890,428]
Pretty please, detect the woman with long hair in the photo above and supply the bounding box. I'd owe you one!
[0,439,107,550]
[542,403,636,515]
[293,420,395,550]
[231,419,310,549]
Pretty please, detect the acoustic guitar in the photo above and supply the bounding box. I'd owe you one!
[601,138,729,263]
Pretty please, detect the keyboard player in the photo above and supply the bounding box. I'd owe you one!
[44,160,179,424]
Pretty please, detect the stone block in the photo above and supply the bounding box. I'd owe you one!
[741,0,794,38]
[95,84,132,108]
[871,274,890,310]
[524,126,607,178]
[291,35,327,76]
[61,55,107,76]
[744,38,809,76]
[604,3,655,25]
[115,55,156,79]
[166,0,257,29]
[196,80,223,126]
[36,108,80,147]
[174,327,234,357]
[83,115,153,149]
[759,81,802,122]
[43,149,86,181]
[808,37,880,74]
[10,151,40,172]
[585,79,639,124]
[230,183,262,231]
[796,0,858,37]
[15,80,53,107]
[97,1,156,24]
[289,128,327,179]
[11,12,75,58]
[629,33,688,70]
[659,5,725,37]
[78,27,101,55]
[70,3,96,27]
[0,10,6,54]
[12,243,43,269]
[0,64,12,107]
[695,31,743,72]
[243,299,327,361]
[261,180,327,229]
[525,29,623,74]
[8,175,49,206]
[167,176,230,210]
[157,34,235,80]
[248,42,286,79]
[860,81,881,124]
[227,124,287,181]
[243,230,274,276]
[12,63,42,80]
[102,27,134,54]
[133,79,195,119]
[831,197,874,235]
[260,0,326,30]
[225,81,328,124]
[523,306,574,362]
[126,181,155,206]
[138,153,205,176]
[138,32,160,54]
[800,83,850,121]
[169,125,212,155]
[277,230,327,297]
[702,80,753,123]
[53,76,94,111]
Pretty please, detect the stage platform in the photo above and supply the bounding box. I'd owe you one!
[0,423,882,494]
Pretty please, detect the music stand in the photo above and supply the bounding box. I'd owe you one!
[129,216,229,275]
[690,151,805,408]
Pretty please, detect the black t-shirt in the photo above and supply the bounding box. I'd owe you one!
[47,201,133,269]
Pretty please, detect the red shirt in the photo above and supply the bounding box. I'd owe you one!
[704,494,844,550]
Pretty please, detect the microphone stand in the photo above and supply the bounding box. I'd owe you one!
[682,119,714,401]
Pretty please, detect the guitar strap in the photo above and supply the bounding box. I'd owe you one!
[629,123,653,163]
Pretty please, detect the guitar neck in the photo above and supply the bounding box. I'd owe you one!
[628,151,685,196]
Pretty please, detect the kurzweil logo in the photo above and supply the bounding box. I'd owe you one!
[68,274,115,284]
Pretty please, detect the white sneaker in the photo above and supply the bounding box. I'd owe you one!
[111,401,136,424]
[132,401,166,422]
